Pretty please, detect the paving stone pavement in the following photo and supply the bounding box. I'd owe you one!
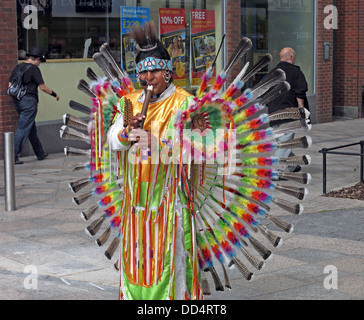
[0,117,364,301]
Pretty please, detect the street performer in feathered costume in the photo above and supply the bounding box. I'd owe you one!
[61,21,313,301]
[107,22,199,300]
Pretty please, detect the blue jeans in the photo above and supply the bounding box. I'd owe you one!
[274,132,296,172]
[13,96,45,160]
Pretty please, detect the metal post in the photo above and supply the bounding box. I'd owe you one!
[361,141,364,183]
[322,149,327,195]
[3,132,16,211]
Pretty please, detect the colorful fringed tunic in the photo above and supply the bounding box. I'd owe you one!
[107,84,203,300]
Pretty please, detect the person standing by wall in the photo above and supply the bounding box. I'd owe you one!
[267,47,309,175]
[8,48,60,165]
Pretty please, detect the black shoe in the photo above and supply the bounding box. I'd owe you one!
[15,159,24,165]
[37,153,49,161]
[292,165,302,173]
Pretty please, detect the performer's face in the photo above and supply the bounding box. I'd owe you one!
[139,69,169,97]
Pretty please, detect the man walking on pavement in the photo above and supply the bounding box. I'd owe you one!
[8,48,60,165]
[267,47,309,175]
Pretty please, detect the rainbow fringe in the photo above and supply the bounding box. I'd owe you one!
[236,114,269,134]
[239,143,276,154]
[204,230,225,264]
[229,204,259,226]
[234,103,264,124]
[196,233,213,268]
[196,66,214,98]
[238,128,273,145]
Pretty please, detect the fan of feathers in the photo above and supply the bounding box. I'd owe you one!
[59,37,313,295]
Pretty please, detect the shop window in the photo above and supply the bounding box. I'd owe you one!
[241,0,315,94]
[17,0,223,94]
[16,0,224,123]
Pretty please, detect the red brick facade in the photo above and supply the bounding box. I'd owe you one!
[226,0,243,84]
[0,0,18,157]
[334,0,364,118]
[316,0,334,123]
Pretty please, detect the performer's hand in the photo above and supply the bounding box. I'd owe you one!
[129,129,157,151]
[129,113,145,131]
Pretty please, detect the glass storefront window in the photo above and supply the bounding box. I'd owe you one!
[16,0,224,122]
[241,0,315,94]
[17,0,224,93]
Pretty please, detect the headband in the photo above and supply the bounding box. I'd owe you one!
[136,57,173,73]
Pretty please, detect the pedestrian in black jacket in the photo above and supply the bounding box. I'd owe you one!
[267,47,309,174]
[8,48,60,165]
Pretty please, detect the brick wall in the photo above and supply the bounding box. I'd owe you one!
[225,0,242,85]
[316,0,334,123]
[0,1,18,159]
[334,0,364,117]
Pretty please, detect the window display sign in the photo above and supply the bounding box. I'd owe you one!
[76,0,112,13]
[120,6,150,88]
[190,9,216,87]
[159,8,186,88]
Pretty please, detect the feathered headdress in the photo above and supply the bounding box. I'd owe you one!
[129,21,159,53]
[129,22,173,75]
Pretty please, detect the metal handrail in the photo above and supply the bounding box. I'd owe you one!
[319,141,364,195]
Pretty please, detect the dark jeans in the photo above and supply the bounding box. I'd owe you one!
[13,95,45,160]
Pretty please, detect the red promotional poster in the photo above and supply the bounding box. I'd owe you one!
[159,8,186,87]
[190,9,216,87]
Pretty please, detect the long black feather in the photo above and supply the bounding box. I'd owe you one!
[240,247,265,270]
[278,172,312,185]
[249,68,286,100]
[73,191,93,205]
[221,263,232,289]
[241,53,272,82]
[200,272,211,295]
[277,136,313,149]
[69,100,92,115]
[86,67,98,81]
[69,177,91,193]
[81,203,99,221]
[258,224,283,248]
[268,108,306,123]
[77,79,96,98]
[235,75,289,114]
[93,52,116,81]
[231,257,254,281]
[207,267,224,291]
[279,155,312,166]
[258,80,290,106]
[272,197,304,215]
[248,236,273,260]
[212,34,226,67]
[96,226,111,246]
[224,37,252,74]
[60,125,89,143]
[63,113,88,131]
[272,119,312,136]
[105,236,120,260]
[274,184,308,201]
[100,43,127,81]
[85,214,106,236]
[266,213,294,233]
